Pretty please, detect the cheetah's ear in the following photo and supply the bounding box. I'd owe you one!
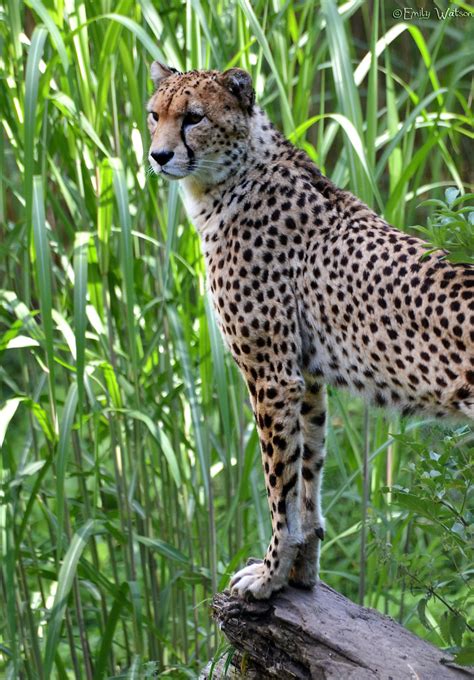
[220,68,255,114]
[150,61,181,88]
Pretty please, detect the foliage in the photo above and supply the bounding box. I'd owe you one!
[382,425,474,664]
[415,188,474,264]
[0,0,473,677]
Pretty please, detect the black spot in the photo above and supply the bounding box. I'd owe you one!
[282,474,297,497]
[275,461,284,476]
[311,413,326,427]
[273,435,287,450]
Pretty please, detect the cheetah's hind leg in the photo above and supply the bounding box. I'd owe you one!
[289,383,327,589]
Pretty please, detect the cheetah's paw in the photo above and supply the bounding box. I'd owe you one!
[230,561,285,600]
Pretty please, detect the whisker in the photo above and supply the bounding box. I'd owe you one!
[198,157,227,165]
[196,160,228,169]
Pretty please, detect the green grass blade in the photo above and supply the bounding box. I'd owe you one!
[121,409,182,486]
[24,27,48,232]
[97,159,113,278]
[290,113,382,208]
[138,0,184,68]
[375,89,448,182]
[205,296,232,446]
[26,0,70,73]
[43,519,101,678]
[0,398,22,448]
[101,13,162,60]
[32,175,56,417]
[2,1,472,672]
[321,0,370,202]
[136,536,189,564]
[167,305,210,501]
[385,130,450,218]
[56,382,79,559]
[73,232,89,413]
[237,0,294,132]
[93,583,128,680]
[95,0,134,134]
[1,503,18,677]
[111,158,139,381]
[365,0,379,171]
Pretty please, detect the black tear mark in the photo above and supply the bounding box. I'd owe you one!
[180,127,195,170]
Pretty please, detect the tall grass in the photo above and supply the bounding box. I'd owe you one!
[0,1,473,676]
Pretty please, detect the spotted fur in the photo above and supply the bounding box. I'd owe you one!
[147,63,474,600]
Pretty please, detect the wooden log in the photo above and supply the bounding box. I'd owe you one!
[202,582,474,679]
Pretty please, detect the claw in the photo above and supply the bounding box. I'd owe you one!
[230,560,285,600]
[246,557,263,566]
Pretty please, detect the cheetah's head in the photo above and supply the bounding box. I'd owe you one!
[147,63,255,184]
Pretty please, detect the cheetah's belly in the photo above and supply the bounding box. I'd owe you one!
[296,289,457,417]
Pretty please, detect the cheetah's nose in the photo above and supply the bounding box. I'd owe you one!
[151,150,174,167]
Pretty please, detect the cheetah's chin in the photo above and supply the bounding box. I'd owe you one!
[161,169,188,180]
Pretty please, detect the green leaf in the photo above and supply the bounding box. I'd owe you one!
[10,460,46,488]
[392,492,434,518]
[56,382,79,559]
[43,520,102,678]
[24,27,48,234]
[417,598,430,630]
[136,535,189,565]
[32,175,56,408]
[0,398,22,448]
[121,409,182,487]
[439,611,451,644]
[236,0,294,132]
[73,233,89,413]
[28,398,56,443]
[450,614,466,648]
[454,646,474,666]
[321,0,370,203]
[26,0,69,72]
[101,13,162,60]
[167,306,210,501]
[93,583,129,680]
[97,160,113,277]
[111,158,139,381]
[101,362,122,409]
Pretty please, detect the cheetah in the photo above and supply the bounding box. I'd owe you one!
[147,62,474,600]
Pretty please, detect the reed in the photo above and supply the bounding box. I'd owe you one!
[0,1,472,676]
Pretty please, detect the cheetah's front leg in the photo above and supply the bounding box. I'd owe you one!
[230,376,305,600]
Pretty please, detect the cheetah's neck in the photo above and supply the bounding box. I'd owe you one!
[180,107,287,235]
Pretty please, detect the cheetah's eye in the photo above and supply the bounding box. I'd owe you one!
[149,111,159,122]
[183,111,204,126]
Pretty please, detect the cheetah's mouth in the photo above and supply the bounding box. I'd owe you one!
[161,168,188,179]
